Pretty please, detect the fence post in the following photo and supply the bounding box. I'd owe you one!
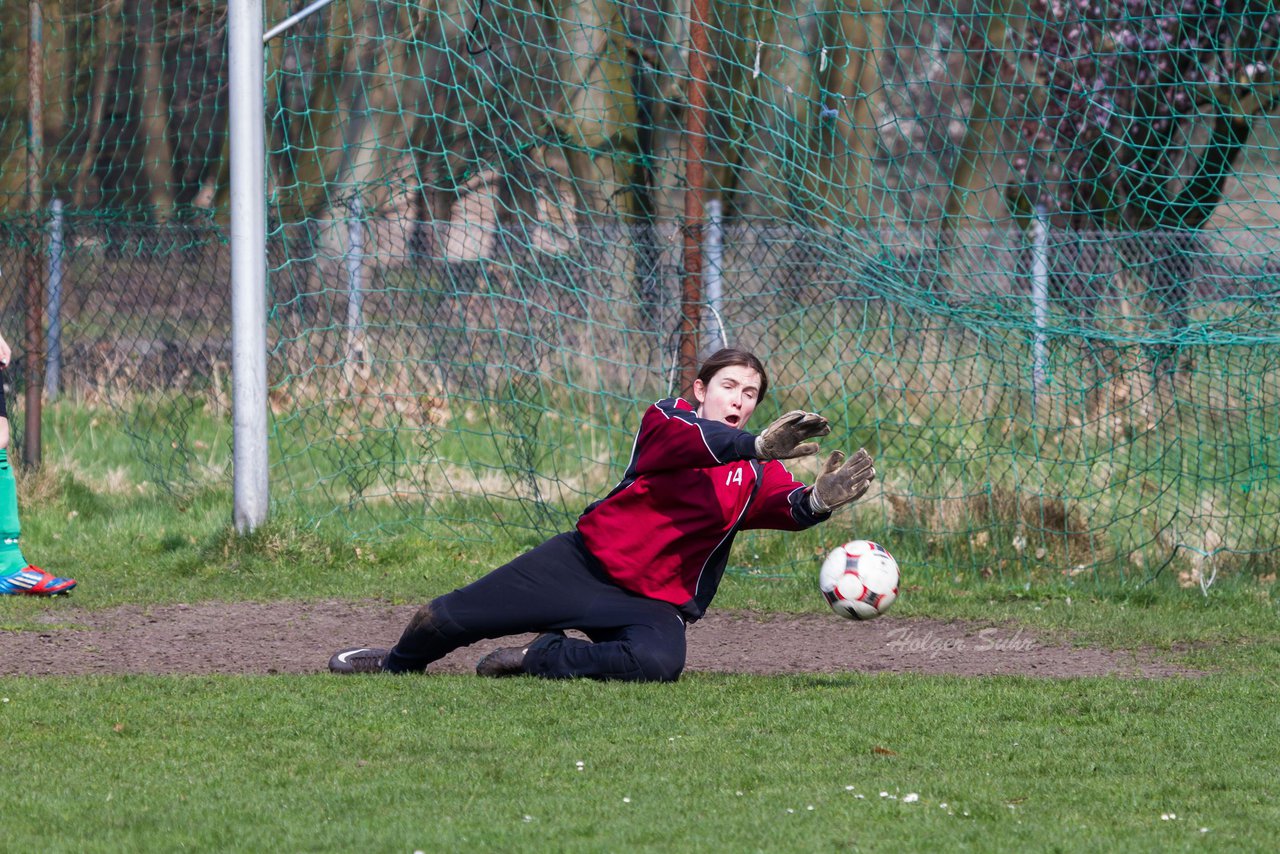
[1031,206,1049,408]
[46,199,62,401]
[704,198,726,351]
[345,195,365,361]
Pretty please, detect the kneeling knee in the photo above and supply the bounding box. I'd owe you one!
[631,645,684,683]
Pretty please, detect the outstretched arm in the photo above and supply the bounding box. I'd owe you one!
[630,400,831,474]
[628,399,759,474]
[742,459,830,531]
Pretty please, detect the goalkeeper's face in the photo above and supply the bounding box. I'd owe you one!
[693,364,762,429]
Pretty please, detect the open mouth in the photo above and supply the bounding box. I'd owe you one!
[725,414,741,427]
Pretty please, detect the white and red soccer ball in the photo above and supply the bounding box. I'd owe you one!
[819,540,900,620]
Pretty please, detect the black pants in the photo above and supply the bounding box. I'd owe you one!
[384,531,687,682]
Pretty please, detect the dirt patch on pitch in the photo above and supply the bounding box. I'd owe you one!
[0,600,1198,678]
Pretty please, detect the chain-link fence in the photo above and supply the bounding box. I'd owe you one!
[3,211,1278,589]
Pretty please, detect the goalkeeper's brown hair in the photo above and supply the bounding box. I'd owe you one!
[696,348,768,401]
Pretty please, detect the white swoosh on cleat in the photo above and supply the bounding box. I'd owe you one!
[336,648,371,664]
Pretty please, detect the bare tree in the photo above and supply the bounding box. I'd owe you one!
[1003,0,1280,230]
[135,0,177,219]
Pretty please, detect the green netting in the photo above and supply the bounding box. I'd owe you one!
[3,1,1280,588]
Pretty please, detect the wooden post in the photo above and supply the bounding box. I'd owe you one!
[679,0,714,398]
[24,0,45,468]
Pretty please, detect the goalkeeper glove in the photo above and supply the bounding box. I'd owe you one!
[754,410,830,460]
[809,448,876,513]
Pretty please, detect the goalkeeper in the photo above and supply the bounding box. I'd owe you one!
[330,347,874,681]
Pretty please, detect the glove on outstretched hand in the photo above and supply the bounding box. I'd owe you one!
[809,448,876,513]
[753,410,831,460]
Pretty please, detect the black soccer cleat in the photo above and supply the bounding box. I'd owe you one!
[475,645,529,677]
[475,632,565,677]
[328,647,390,674]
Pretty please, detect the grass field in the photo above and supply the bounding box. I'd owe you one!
[3,672,1277,852]
[2,405,1278,851]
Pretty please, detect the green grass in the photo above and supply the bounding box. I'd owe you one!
[2,493,1278,852]
[0,673,1275,852]
[4,403,1280,850]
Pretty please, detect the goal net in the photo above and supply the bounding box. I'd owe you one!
[3,0,1280,587]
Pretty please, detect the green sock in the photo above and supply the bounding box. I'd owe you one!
[0,449,29,575]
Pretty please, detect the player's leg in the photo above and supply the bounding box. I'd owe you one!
[380,531,604,673]
[0,375,76,597]
[521,596,687,682]
[473,551,688,682]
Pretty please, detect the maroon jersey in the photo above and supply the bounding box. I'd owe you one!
[577,397,828,620]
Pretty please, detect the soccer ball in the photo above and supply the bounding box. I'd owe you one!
[819,540,900,620]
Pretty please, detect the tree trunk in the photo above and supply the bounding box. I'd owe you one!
[942,0,1024,239]
[814,0,886,228]
[136,0,176,220]
[71,0,123,209]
